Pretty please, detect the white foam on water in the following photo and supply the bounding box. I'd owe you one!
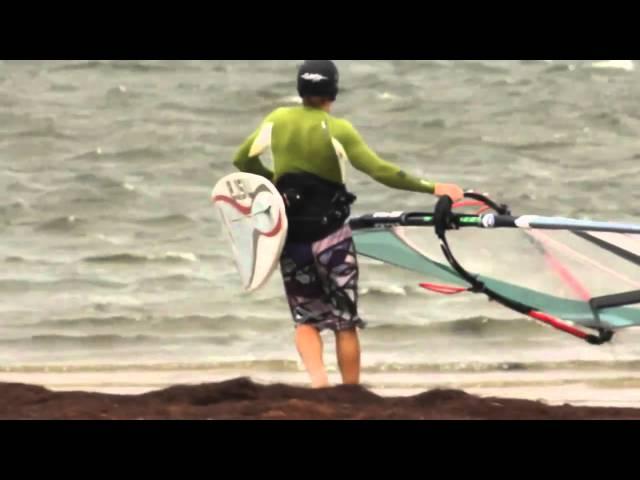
[88,295,143,307]
[591,60,634,72]
[164,252,198,262]
[377,92,400,100]
[280,96,302,104]
[361,284,407,296]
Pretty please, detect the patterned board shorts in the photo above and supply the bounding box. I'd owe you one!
[279,225,366,333]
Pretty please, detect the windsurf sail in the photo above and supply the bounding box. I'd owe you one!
[350,193,640,345]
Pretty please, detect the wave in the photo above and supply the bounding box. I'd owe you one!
[489,78,533,88]
[32,186,134,210]
[419,118,447,129]
[50,61,181,73]
[591,60,634,72]
[135,274,210,288]
[481,136,576,151]
[0,359,300,374]
[6,179,48,193]
[83,251,198,264]
[0,277,127,292]
[35,215,85,232]
[365,359,640,374]
[33,315,139,329]
[360,285,409,297]
[279,96,302,105]
[0,199,30,218]
[2,256,64,265]
[542,61,635,75]
[20,315,552,341]
[155,101,261,117]
[15,124,75,140]
[69,146,170,162]
[134,214,196,227]
[2,358,640,375]
[543,63,578,74]
[580,111,625,129]
[49,60,108,72]
[72,174,139,193]
[367,317,545,336]
[0,333,239,349]
[29,314,282,332]
[461,61,510,74]
[50,82,78,93]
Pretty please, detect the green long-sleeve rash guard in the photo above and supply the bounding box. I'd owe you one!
[232,106,436,194]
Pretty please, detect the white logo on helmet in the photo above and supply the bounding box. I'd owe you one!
[301,73,328,82]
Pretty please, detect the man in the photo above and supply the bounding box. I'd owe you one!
[232,60,464,388]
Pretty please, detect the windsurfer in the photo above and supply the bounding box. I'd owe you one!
[232,60,464,388]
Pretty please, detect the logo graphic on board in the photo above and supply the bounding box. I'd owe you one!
[212,173,288,292]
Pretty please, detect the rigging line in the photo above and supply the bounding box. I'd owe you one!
[572,231,640,267]
[527,230,640,289]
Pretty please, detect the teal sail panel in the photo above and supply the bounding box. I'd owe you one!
[353,228,640,331]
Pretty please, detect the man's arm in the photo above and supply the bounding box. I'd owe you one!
[232,124,275,181]
[337,121,436,194]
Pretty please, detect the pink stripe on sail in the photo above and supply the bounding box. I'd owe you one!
[527,230,640,291]
[527,231,591,301]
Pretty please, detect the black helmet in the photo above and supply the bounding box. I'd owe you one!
[297,60,339,101]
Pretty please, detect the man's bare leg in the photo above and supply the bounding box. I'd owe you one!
[295,325,329,388]
[336,328,361,385]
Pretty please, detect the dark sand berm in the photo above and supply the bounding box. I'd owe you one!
[1,378,639,420]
